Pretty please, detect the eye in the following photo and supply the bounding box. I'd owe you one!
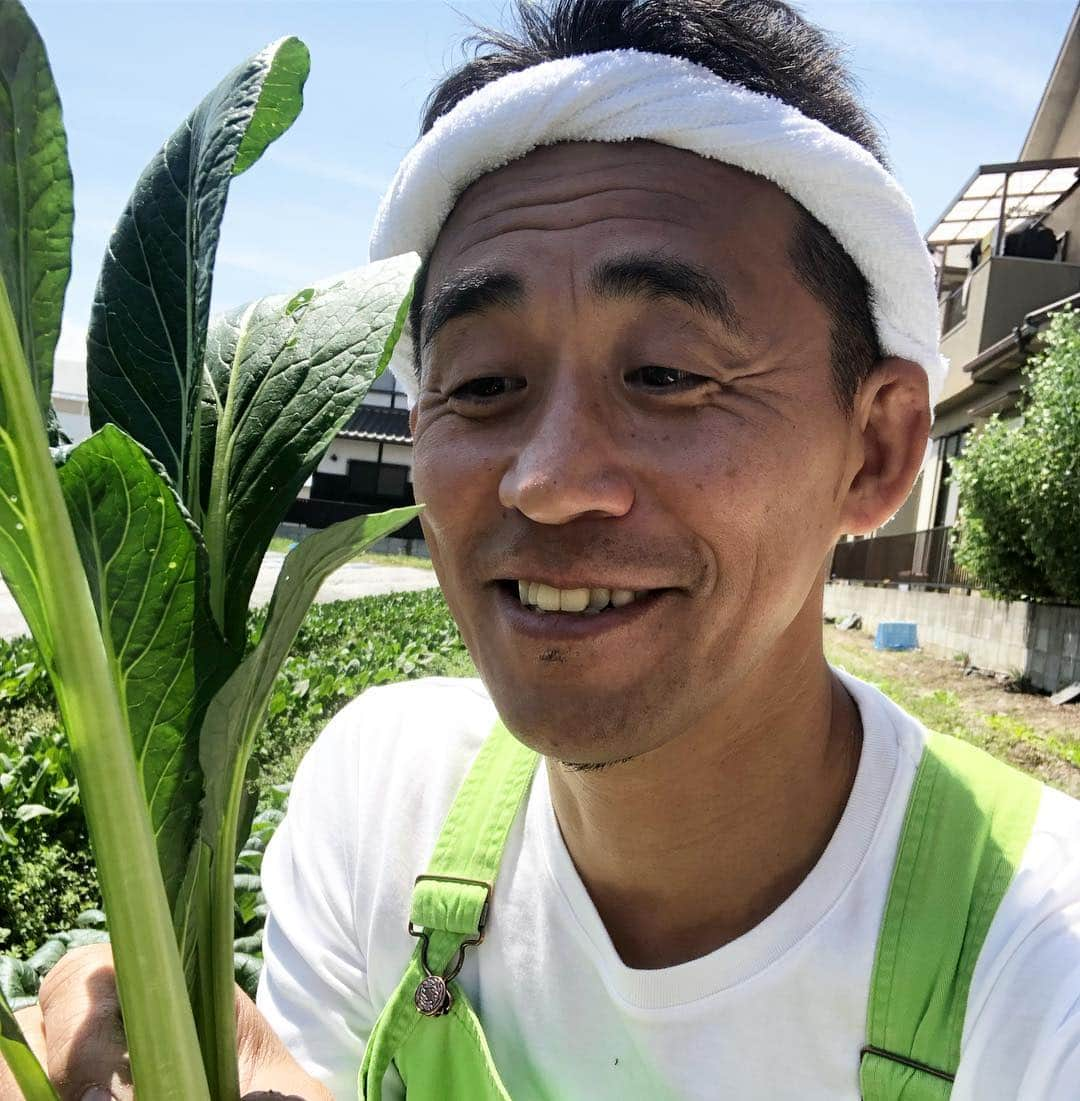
[449,376,525,402]
[626,366,713,392]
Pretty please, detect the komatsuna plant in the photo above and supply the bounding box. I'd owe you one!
[0,3,421,1097]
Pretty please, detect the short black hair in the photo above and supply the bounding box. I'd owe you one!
[408,0,884,414]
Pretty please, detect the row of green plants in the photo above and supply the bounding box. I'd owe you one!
[0,587,472,1047]
[0,2,425,1095]
[952,308,1080,605]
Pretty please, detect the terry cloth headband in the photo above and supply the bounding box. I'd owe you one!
[369,48,946,414]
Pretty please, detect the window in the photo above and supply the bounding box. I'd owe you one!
[347,459,410,500]
[376,464,409,497]
[348,461,378,496]
[932,430,968,528]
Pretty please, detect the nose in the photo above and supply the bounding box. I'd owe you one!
[498,371,635,525]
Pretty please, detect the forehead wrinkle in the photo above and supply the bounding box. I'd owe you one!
[457,213,690,256]
[458,182,701,234]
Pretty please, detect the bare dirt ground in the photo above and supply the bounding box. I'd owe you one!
[824,624,1080,799]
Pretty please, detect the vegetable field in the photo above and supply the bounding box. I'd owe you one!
[0,587,472,996]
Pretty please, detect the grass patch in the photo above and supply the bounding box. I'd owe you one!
[825,626,1080,797]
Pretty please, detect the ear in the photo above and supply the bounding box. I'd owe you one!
[836,357,930,536]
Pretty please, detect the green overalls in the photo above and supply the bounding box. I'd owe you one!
[359,717,1043,1099]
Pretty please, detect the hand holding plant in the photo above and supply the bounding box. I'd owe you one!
[0,3,421,1096]
[0,943,332,1100]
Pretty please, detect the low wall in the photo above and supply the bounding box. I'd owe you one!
[823,583,1080,693]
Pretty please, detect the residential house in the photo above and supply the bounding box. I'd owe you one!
[832,4,1080,590]
[286,362,425,548]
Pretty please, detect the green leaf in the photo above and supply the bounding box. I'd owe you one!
[86,36,310,520]
[0,957,36,1002]
[199,254,418,649]
[0,983,58,1101]
[233,952,261,1000]
[0,406,53,668]
[195,506,420,1100]
[200,505,421,850]
[0,0,74,418]
[57,424,238,908]
[23,940,63,979]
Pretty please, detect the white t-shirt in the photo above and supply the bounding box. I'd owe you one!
[256,669,1080,1100]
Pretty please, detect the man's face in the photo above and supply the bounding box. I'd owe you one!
[408,140,869,765]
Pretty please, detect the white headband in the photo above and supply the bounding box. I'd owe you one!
[370,48,945,413]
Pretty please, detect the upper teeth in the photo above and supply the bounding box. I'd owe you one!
[516,580,646,614]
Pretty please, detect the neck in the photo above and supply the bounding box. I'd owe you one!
[544,640,862,970]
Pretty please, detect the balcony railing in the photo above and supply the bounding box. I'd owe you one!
[829,526,982,591]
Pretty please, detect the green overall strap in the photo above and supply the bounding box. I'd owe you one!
[860,730,1044,1100]
[359,717,539,1100]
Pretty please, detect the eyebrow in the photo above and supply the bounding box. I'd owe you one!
[419,250,744,349]
[420,268,524,349]
[587,251,744,336]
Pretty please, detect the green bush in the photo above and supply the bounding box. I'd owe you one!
[0,710,96,957]
[952,307,1080,603]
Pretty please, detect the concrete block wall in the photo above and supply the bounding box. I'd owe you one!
[823,582,1080,693]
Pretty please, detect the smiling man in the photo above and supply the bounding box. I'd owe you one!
[7,2,1079,1100]
[250,2,1080,1098]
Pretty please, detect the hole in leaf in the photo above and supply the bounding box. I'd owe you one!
[285,287,315,320]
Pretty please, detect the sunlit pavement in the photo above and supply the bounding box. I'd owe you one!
[0,552,440,641]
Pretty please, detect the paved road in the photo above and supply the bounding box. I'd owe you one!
[0,552,440,641]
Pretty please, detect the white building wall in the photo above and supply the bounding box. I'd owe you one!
[381,443,414,467]
[318,438,380,474]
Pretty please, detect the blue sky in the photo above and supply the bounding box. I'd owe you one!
[31,0,1077,389]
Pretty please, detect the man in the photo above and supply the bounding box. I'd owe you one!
[6,1,1080,1099]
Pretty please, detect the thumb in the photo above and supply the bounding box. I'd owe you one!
[37,945,132,1101]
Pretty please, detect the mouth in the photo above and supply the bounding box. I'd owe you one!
[491,578,675,640]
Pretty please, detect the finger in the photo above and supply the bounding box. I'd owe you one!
[235,988,332,1101]
[37,945,132,1101]
[0,1004,47,1100]
[13,1004,47,1065]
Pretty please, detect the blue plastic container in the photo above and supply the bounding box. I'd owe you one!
[874,621,918,651]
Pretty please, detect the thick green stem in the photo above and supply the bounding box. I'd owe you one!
[198,779,246,1101]
[199,670,271,1101]
[0,286,210,1100]
[203,300,256,641]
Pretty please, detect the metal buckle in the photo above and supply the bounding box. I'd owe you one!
[407,873,493,946]
[408,875,494,1018]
